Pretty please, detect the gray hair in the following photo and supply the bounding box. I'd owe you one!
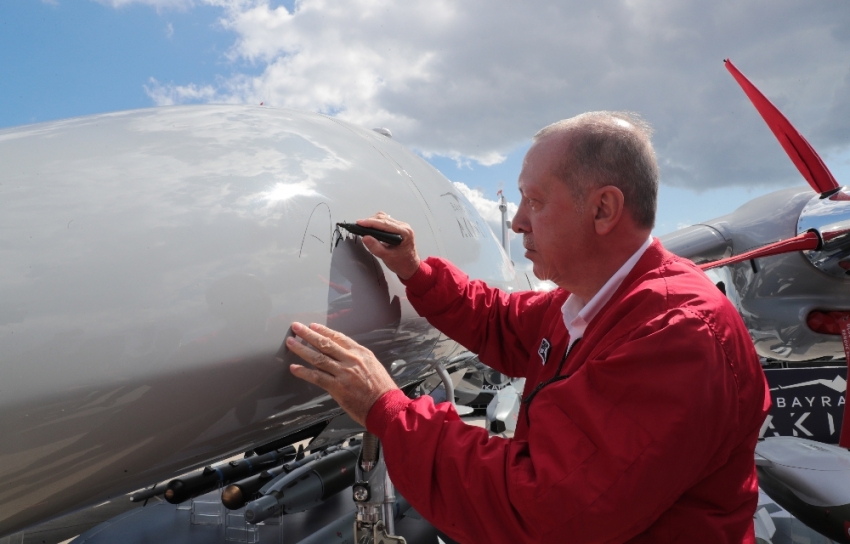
[534,111,658,229]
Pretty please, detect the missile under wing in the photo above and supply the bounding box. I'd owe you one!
[0,106,522,536]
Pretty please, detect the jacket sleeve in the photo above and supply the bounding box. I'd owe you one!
[402,257,557,378]
[367,309,746,543]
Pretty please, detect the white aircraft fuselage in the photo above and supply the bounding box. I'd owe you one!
[0,106,523,536]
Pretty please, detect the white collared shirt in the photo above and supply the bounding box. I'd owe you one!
[561,236,653,351]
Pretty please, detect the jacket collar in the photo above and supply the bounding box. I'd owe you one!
[561,236,654,347]
[578,238,675,338]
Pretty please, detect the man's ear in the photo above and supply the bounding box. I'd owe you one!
[591,185,625,235]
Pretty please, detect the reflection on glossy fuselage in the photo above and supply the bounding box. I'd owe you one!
[0,106,521,535]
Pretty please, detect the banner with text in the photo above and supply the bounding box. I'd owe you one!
[762,366,847,444]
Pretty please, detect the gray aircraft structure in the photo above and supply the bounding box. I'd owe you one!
[660,61,850,365]
[660,185,850,362]
[755,437,850,543]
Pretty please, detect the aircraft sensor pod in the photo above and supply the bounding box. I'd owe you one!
[243,446,359,524]
[222,448,323,510]
[131,445,296,505]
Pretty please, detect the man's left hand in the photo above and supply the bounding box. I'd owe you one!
[286,322,398,426]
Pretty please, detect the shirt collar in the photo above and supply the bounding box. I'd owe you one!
[561,236,653,348]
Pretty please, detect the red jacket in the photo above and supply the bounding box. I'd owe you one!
[366,240,770,543]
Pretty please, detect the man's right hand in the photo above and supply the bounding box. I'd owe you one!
[357,212,421,280]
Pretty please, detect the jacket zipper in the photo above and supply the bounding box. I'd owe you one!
[521,338,580,428]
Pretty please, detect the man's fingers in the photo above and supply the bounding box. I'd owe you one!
[289,363,334,391]
[361,236,391,258]
[290,323,348,360]
[309,323,356,349]
[286,335,338,373]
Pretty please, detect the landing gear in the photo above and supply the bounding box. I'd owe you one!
[353,433,406,544]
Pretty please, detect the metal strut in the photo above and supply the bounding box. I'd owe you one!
[352,432,406,544]
[498,190,512,261]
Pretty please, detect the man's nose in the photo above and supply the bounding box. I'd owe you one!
[512,206,529,234]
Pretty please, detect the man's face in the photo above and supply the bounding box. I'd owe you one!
[512,137,592,289]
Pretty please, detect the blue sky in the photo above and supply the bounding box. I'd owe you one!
[4,0,850,240]
[1,1,238,127]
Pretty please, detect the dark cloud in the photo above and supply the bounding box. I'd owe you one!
[816,68,850,147]
[144,0,850,190]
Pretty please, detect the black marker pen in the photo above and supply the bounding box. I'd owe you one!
[336,223,403,246]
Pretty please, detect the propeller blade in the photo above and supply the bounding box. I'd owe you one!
[699,230,820,271]
[725,59,840,196]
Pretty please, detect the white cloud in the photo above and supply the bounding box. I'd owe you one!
[451,181,558,290]
[124,0,850,190]
[144,78,221,106]
[452,181,531,271]
[453,182,514,226]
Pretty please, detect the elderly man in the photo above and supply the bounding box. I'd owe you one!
[286,112,769,543]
